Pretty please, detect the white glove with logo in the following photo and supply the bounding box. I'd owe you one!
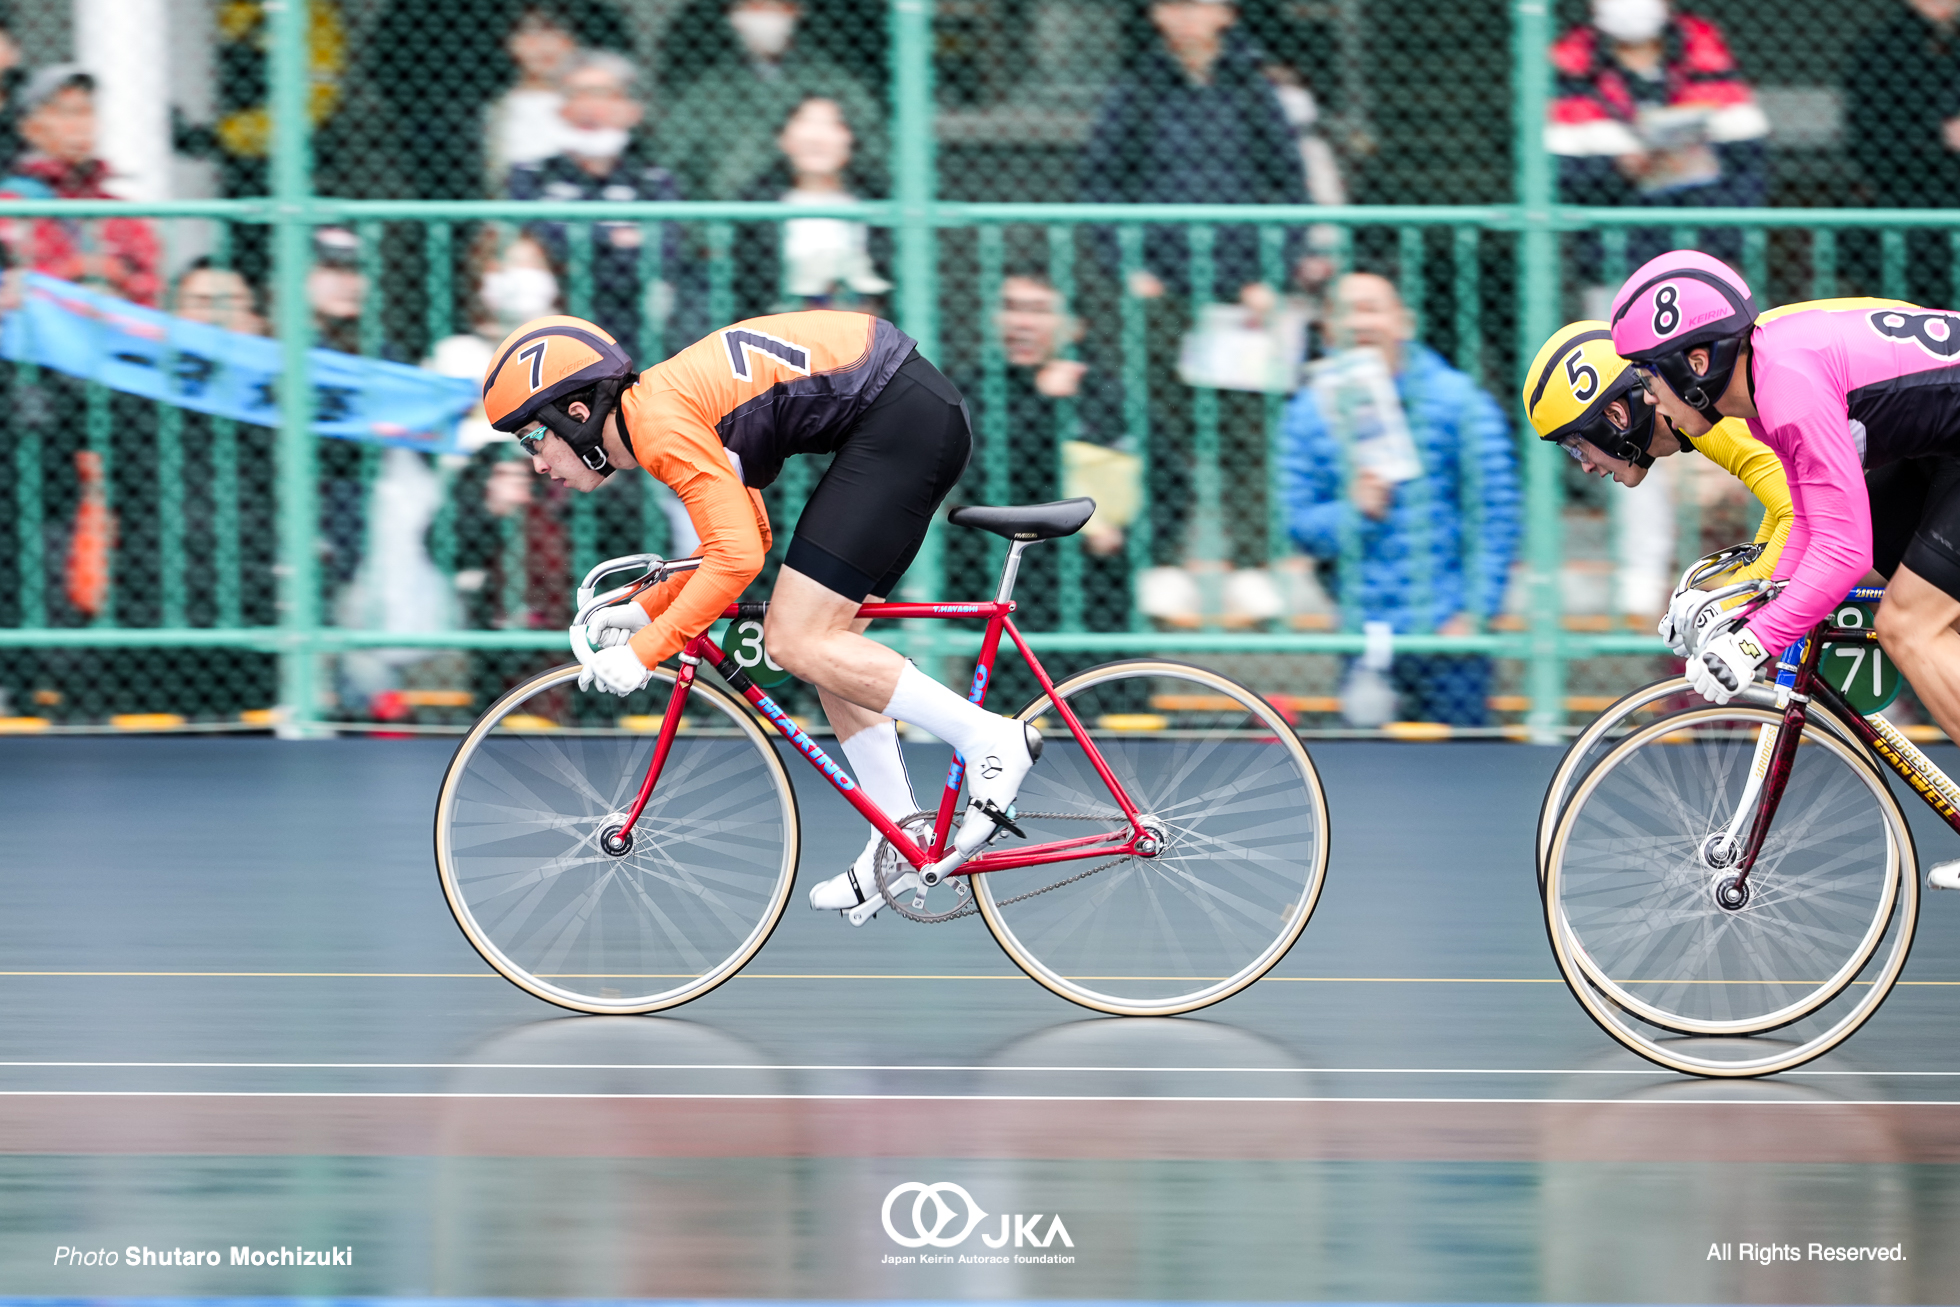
[1658,587,1718,658]
[585,602,651,650]
[581,645,653,696]
[1688,628,1771,705]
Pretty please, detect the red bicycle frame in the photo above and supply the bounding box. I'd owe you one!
[607,598,1151,879]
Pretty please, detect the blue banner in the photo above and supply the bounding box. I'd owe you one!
[0,273,479,452]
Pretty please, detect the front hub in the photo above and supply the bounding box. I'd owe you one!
[599,822,634,857]
[1711,875,1750,911]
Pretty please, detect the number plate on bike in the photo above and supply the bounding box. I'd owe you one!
[714,617,793,687]
[1824,602,1902,715]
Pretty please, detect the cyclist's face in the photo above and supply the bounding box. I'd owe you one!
[1639,348,1716,438]
[526,402,611,492]
[1565,435,1647,488]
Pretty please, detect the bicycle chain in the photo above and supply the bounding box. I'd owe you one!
[874,810,1133,924]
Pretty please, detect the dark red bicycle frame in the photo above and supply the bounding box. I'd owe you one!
[609,598,1150,879]
[1730,586,1960,886]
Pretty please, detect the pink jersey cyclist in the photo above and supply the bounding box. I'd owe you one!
[1700,297,1956,652]
[1610,250,1960,751]
[1612,250,1960,891]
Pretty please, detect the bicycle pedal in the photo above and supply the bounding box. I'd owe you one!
[972,798,1026,840]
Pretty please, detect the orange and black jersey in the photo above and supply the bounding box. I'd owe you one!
[616,311,919,667]
[635,311,917,490]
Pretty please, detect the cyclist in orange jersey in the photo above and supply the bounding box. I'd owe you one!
[481,310,1042,919]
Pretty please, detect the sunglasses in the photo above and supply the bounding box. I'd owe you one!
[515,422,549,456]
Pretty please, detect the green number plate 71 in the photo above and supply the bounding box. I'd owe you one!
[1823,602,1902,716]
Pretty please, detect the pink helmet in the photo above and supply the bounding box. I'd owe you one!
[1608,250,1757,424]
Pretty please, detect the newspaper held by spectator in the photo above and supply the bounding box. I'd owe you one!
[1176,301,1310,394]
[1307,346,1423,484]
[1633,105,1721,194]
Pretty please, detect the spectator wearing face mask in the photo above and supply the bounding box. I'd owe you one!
[364,0,632,200]
[732,95,890,318]
[506,51,692,353]
[663,0,887,202]
[1549,0,1768,277]
[0,66,160,306]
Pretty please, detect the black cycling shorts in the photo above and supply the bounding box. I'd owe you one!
[783,351,972,602]
[1867,455,1960,601]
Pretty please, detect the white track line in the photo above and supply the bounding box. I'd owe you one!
[0,1090,1954,1106]
[0,1061,1956,1076]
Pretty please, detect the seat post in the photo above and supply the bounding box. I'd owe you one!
[995,540,1032,604]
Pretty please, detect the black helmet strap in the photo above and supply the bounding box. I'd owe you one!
[536,375,631,477]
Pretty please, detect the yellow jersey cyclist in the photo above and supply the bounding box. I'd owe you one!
[480,310,1043,921]
[1523,320,1795,652]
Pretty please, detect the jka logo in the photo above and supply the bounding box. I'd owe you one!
[881,1181,1073,1250]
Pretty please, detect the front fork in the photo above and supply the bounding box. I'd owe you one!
[600,653,700,855]
[1708,636,1821,907]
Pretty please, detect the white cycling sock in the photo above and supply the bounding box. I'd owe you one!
[881,662,1010,762]
[840,717,918,820]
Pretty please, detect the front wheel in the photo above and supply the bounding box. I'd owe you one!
[974,660,1330,1016]
[1544,704,1918,1076]
[433,663,799,1014]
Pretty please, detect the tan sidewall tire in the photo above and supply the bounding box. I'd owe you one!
[433,663,799,1014]
[975,659,1330,1016]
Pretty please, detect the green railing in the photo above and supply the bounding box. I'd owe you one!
[0,1,1947,739]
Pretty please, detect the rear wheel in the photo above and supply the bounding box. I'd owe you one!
[974,660,1329,1016]
[434,664,799,1014]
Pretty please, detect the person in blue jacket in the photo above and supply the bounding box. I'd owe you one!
[1281,273,1521,726]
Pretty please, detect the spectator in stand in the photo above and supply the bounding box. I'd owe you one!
[993,270,1132,561]
[664,0,887,202]
[172,259,267,336]
[1844,1,1960,303]
[1078,1,1308,306]
[508,51,690,352]
[0,24,27,173]
[485,7,580,195]
[0,66,159,306]
[364,0,632,200]
[1548,0,1769,279]
[1848,0,1960,207]
[733,95,890,318]
[1280,273,1519,727]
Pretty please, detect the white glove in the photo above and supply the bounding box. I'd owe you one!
[1659,588,1718,659]
[1688,627,1772,705]
[581,645,653,696]
[585,602,651,650]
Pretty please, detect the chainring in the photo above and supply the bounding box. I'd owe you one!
[874,812,976,923]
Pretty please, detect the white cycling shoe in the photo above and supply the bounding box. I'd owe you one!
[808,832,919,923]
[1927,858,1960,891]
[951,720,1043,858]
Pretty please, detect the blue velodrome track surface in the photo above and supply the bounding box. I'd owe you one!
[0,736,1957,1302]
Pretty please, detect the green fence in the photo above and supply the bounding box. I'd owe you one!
[0,1,1944,739]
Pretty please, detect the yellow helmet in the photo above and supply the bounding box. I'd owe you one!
[1521,320,1663,467]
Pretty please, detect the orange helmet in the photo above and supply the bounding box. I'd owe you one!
[482,315,635,474]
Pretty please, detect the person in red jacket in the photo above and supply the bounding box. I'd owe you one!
[0,66,159,306]
[482,310,1045,920]
[1548,1,1769,276]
